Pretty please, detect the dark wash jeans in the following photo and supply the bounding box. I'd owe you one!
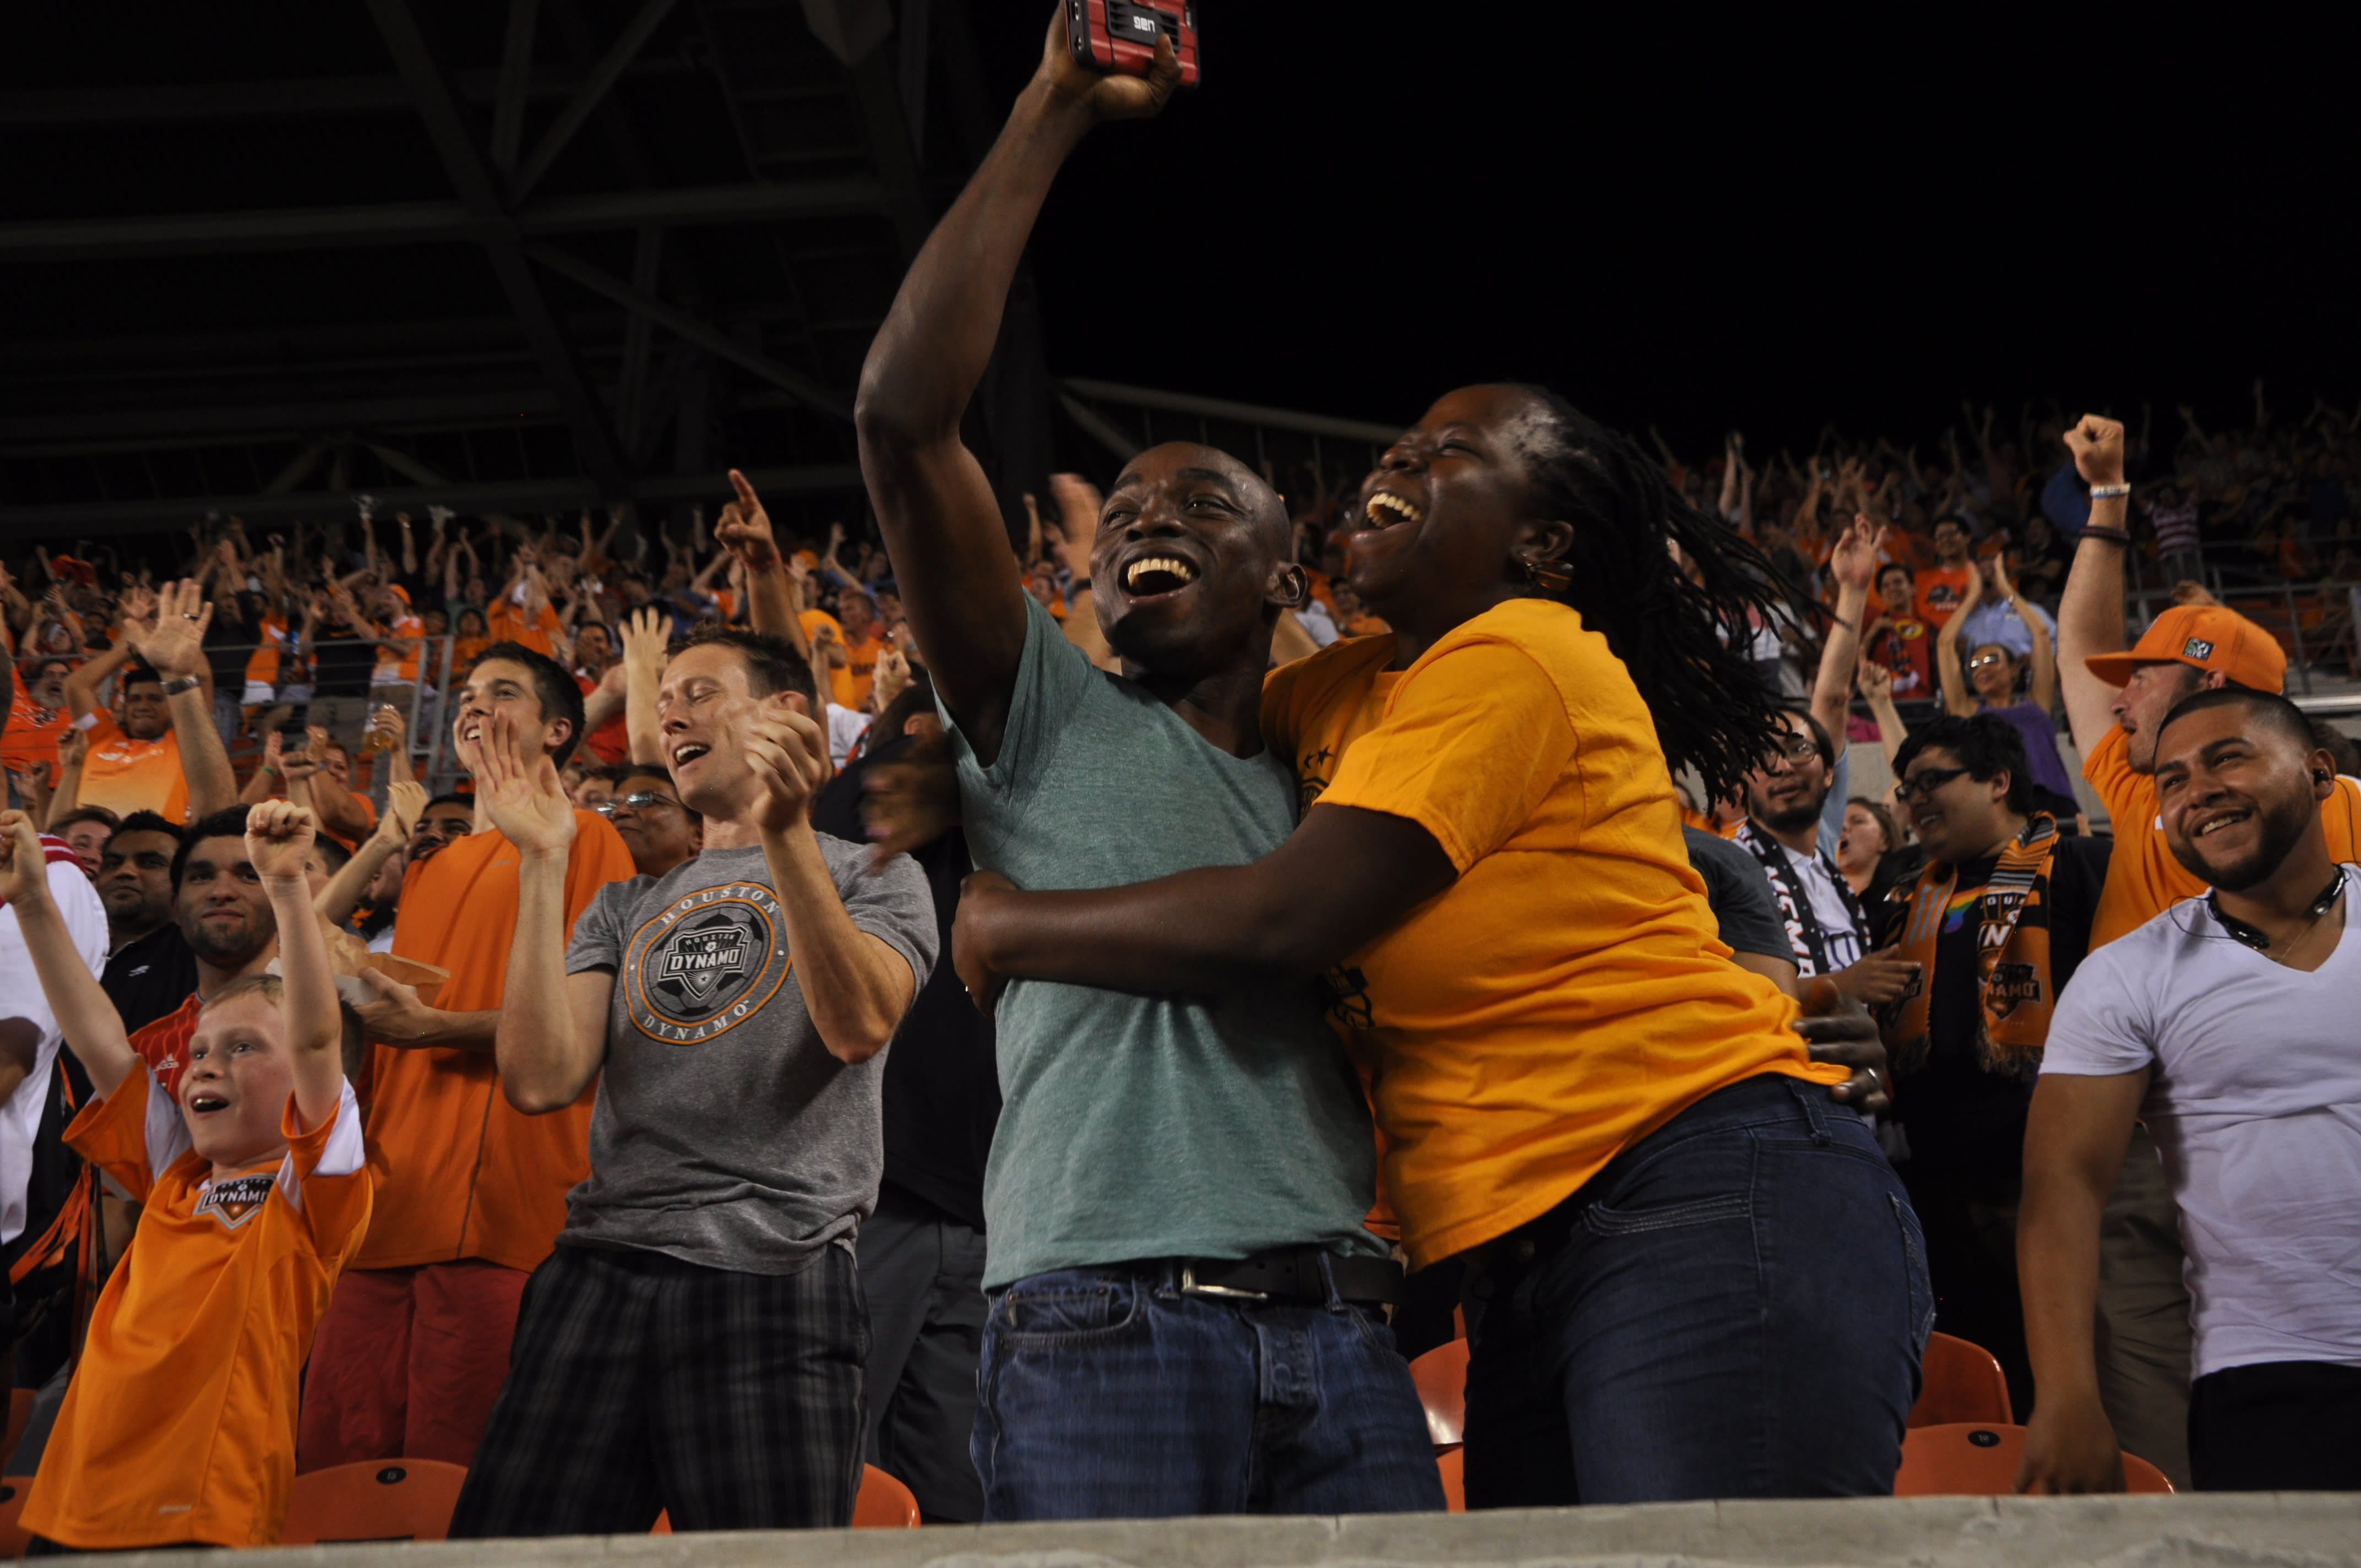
[1462,1073,1933,1506]
[973,1256,1445,1519]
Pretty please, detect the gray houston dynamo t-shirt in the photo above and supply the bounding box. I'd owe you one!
[945,597,1386,1290]
[562,839,937,1273]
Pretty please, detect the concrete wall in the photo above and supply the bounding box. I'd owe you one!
[90,1494,2361,1568]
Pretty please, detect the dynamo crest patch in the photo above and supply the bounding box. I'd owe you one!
[624,884,792,1044]
[193,1172,275,1230]
[2182,637,2215,660]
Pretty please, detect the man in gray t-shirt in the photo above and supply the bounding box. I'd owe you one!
[450,625,935,1539]
[855,19,1438,1523]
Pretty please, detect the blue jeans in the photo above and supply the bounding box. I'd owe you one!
[1462,1072,1933,1505]
[973,1257,1445,1519]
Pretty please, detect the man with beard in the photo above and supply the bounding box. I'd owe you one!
[2053,413,2361,1485]
[2,658,76,782]
[94,812,198,1033]
[407,793,476,865]
[1734,519,1922,1007]
[2019,688,2361,1494]
[61,582,237,826]
[113,807,283,1101]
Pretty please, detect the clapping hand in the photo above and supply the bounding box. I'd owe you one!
[745,694,830,835]
[381,780,429,845]
[0,810,51,908]
[128,579,213,679]
[476,710,578,859]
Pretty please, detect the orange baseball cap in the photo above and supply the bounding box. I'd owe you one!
[2083,603,2286,693]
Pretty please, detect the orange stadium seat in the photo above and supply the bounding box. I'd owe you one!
[1409,1339,1469,1449]
[279,1458,469,1544]
[1435,1446,1465,1513]
[0,1477,32,1558]
[1895,1423,2173,1495]
[652,1464,921,1533]
[1908,1332,2013,1428]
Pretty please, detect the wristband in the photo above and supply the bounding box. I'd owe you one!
[1070,578,1091,592]
[2079,525,2131,545]
[158,674,202,696]
[2086,483,2131,500]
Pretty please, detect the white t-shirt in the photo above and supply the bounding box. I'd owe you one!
[825,703,872,770]
[0,848,110,1244]
[2042,869,2361,1379]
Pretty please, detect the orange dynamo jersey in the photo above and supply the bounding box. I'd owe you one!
[360,808,635,1273]
[75,714,188,824]
[23,1069,369,1549]
[1262,600,1840,1267]
[2083,722,2361,948]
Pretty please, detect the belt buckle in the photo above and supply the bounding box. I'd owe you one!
[1179,1264,1268,1302]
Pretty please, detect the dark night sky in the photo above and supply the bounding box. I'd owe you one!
[970,3,2361,457]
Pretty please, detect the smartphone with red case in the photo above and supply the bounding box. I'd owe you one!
[1067,0,1199,86]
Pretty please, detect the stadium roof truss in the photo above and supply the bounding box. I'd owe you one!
[0,0,1008,538]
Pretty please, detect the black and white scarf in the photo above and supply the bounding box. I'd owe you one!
[1733,820,1871,978]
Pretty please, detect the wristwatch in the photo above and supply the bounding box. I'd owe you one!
[158,674,202,696]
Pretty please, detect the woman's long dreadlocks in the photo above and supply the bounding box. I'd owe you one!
[1511,386,1803,807]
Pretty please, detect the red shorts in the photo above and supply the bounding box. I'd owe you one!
[298,1260,529,1471]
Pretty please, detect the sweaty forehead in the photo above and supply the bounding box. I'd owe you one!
[1112,443,1287,548]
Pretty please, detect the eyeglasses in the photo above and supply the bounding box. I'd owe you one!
[595,790,681,817]
[1894,765,1971,803]
[1966,651,2012,672]
[1762,733,1822,765]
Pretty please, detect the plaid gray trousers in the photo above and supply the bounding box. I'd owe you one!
[448,1240,868,1537]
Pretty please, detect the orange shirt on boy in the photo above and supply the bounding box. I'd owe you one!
[1262,598,1841,1267]
[21,1069,369,1549]
[75,713,189,824]
[356,808,634,1273]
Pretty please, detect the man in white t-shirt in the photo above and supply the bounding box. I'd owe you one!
[2019,687,2361,1493]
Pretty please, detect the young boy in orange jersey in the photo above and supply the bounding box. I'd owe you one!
[0,800,369,1551]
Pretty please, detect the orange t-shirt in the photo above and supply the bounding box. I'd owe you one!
[357,808,635,1273]
[22,1068,370,1549]
[2083,722,2361,948]
[1914,564,1976,630]
[1263,598,1841,1267]
[374,612,426,683]
[798,608,844,650]
[575,670,628,765]
[2,689,74,773]
[833,633,884,710]
[486,601,562,657]
[243,617,287,695]
[132,992,203,1104]
[77,713,189,824]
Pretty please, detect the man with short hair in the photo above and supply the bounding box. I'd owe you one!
[2,658,75,780]
[2019,688,2361,1493]
[61,582,237,826]
[407,793,476,865]
[447,623,934,1536]
[47,809,115,882]
[301,643,637,1472]
[1877,714,2109,1413]
[853,21,1437,1520]
[2054,412,2361,1484]
[93,812,198,1035]
[1917,517,1977,631]
[597,766,701,880]
[1866,563,1934,704]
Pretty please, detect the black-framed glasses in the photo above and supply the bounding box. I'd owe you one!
[1895,765,1972,803]
[595,789,681,817]
[1762,732,1821,765]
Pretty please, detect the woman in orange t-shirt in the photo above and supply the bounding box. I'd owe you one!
[954,385,1928,1506]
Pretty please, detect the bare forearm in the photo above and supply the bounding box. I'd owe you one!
[64,641,132,720]
[12,888,135,1097]
[382,1008,498,1052]
[747,565,805,654]
[760,824,912,1062]
[317,831,398,925]
[625,661,666,766]
[496,853,594,1105]
[974,865,1325,995]
[2018,1173,2109,1408]
[43,764,83,827]
[309,770,372,844]
[265,878,339,1059]
[168,689,237,819]
[1812,582,1868,743]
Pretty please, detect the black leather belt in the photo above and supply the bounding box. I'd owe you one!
[1173,1248,1402,1305]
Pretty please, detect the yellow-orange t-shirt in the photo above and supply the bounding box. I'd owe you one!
[77,712,189,824]
[485,601,562,657]
[22,1068,370,1549]
[833,633,883,710]
[2083,721,2361,948]
[357,809,635,1273]
[1262,597,1841,1267]
[2,689,74,774]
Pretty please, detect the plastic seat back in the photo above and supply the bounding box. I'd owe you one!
[1435,1447,1465,1513]
[1896,1423,2174,1495]
[0,1476,34,1558]
[280,1458,470,1544]
[652,1465,919,1533]
[1908,1332,2013,1427]
[1409,1339,1470,1449]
